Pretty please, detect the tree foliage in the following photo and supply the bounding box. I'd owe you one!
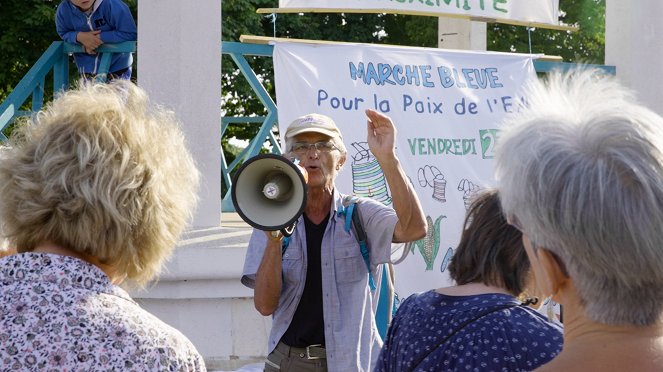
[0,0,59,100]
[488,0,605,63]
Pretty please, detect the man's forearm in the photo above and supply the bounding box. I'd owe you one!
[379,155,427,242]
[253,239,283,316]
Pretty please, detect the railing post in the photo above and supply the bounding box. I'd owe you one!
[31,79,45,113]
[228,52,279,160]
[220,42,280,211]
[53,51,69,93]
[95,52,113,83]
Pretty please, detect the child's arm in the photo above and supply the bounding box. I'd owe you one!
[78,31,103,54]
[100,1,137,43]
[55,5,101,54]
[55,6,79,44]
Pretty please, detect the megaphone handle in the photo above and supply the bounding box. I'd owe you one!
[281,223,297,237]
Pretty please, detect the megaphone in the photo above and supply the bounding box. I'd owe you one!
[231,154,308,237]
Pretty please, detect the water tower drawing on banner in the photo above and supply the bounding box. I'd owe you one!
[350,142,392,205]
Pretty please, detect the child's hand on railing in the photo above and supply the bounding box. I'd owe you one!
[76,30,103,54]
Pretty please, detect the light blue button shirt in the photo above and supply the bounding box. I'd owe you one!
[241,190,398,372]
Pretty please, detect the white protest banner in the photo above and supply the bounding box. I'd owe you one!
[279,0,559,27]
[273,42,537,297]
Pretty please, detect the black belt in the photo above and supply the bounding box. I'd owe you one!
[276,341,326,360]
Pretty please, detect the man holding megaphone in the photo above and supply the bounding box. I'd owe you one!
[241,110,427,372]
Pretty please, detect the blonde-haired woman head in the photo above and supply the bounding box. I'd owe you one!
[0,80,205,370]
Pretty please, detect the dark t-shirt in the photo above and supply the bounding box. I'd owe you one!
[280,212,329,347]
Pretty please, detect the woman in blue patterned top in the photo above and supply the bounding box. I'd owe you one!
[375,189,562,372]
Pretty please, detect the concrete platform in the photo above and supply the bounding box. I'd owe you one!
[220,212,251,229]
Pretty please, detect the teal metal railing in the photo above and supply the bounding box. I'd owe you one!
[221,42,281,211]
[0,41,136,141]
[532,60,616,74]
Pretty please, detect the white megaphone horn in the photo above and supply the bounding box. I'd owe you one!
[231,154,308,237]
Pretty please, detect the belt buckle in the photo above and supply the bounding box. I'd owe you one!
[306,344,323,360]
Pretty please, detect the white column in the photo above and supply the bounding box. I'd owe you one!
[135,3,258,370]
[138,0,221,228]
[438,17,487,51]
[606,0,663,116]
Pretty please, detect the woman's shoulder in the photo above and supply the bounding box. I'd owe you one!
[455,305,563,358]
[434,305,562,371]
[92,298,205,367]
[509,305,565,335]
[468,302,564,338]
[394,290,509,323]
[399,289,444,307]
[391,290,441,319]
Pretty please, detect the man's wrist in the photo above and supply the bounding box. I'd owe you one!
[268,231,283,242]
[375,153,399,168]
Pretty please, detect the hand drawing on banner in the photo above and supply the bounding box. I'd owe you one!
[417,165,447,203]
[351,142,392,205]
[409,214,446,271]
[457,178,481,211]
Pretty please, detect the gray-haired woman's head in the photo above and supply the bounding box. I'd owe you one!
[496,69,663,326]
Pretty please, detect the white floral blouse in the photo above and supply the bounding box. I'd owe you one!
[0,253,206,371]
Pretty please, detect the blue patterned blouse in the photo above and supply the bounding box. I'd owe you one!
[375,291,563,372]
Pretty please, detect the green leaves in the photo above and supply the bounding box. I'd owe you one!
[488,0,605,63]
[0,0,60,100]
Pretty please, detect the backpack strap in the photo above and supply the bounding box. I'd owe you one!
[339,195,376,291]
[342,195,398,338]
[350,202,375,291]
[281,236,290,255]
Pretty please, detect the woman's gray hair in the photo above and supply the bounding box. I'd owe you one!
[495,69,663,326]
[0,80,200,287]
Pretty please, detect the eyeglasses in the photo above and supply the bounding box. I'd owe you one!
[290,141,338,155]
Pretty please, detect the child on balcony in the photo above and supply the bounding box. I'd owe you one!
[56,0,137,80]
